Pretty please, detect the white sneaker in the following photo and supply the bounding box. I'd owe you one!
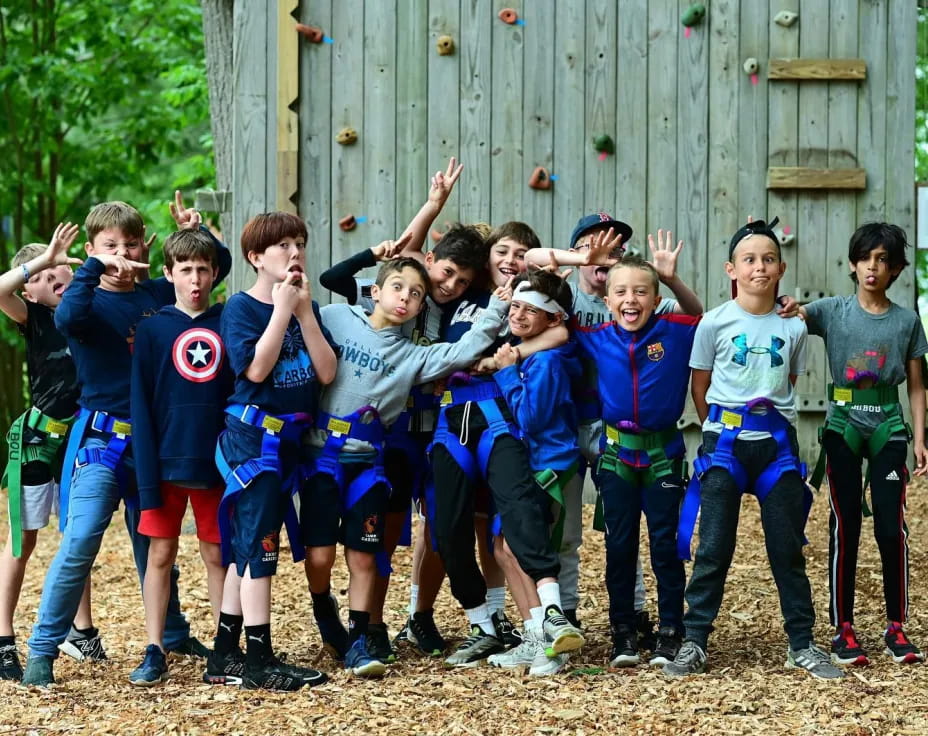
[488,630,537,669]
[529,637,568,677]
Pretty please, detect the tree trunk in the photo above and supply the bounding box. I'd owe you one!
[200,0,234,240]
[0,345,26,464]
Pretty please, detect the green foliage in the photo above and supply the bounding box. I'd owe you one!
[917,10,927,296]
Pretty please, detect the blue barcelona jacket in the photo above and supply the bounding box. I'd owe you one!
[493,343,581,472]
[130,304,233,509]
[572,312,699,467]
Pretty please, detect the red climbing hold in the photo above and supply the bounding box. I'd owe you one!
[528,166,552,190]
[296,23,324,43]
[339,215,357,231]
[498,8,518,24]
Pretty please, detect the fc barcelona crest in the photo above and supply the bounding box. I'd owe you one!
[647,342,664,362]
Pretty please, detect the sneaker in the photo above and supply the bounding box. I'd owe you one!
[166,636,210,659]
[365,623,396,664]
[315,597,348,662]
[203,647,246,686]
[662,640,708,677]
[129,644,169,686]
[58,625,107,662]
[563,608,581,630]
[649,626,682,667]
[786,644,845,679]
[488,630,537,670]
[542,606,585,657]
[444,625,505,668]
[280,659,328,687]
[609,625,639,668]
[392,620,411,647]
[243,656,309,691]
[635,610,657,651]
[407,611,448,657]
[0,643,23,681]
[344,636,387,678]
[529,640,568,677]
[883,622,925,664]
[493,610,522,649]
[831,622,869,666]
[21,655,55,687]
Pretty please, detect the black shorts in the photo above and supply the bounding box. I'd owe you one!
[300,464,389,553]
[384,432,431,513]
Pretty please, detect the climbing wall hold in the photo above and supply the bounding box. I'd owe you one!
[336,127,358,145]
[295,23,324,43]
[681,4,706,27]
[593,134,615,156]
[528,166,552,190]
[743,58,759,75]
[774,10,799,27]
[339,215,357,231]
[436,35,455,55]
[775,226,795,247]
[498,8,519,24]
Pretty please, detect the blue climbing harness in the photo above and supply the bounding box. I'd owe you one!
[214,404,312,566]
[677,400,811,560]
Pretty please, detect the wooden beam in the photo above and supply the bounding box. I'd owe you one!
[766,167,866,190]
[768,58,866,80]
[276,0,299,213]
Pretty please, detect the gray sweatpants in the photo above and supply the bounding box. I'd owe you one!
[682,430,816,651]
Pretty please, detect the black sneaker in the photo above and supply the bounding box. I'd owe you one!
[407,611,448,657]
[392,620,411,647]
[883,622,925,664]
[203,647,246,686]
[563,608,582,630]
[649,626,682,667]
[444,625,505,668]
[493,611,522,650]
[831,622,869,666]
[58,625,107,662]
[167,636,210,659]
[609,625,639,667]
[366,623,396,664]
[0,643,23,681]
[635,610,657,651]
[315,593,348,661]
[243,656,328,691]
[21,654,55,687]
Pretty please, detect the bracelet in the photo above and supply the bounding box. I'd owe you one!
[21,264,30,282]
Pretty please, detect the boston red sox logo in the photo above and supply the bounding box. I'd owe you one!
[172,328,223,383]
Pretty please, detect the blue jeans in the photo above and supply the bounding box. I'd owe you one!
[27,438,190,658]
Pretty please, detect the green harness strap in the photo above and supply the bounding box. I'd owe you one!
[809,384,909,516]
[536,460,580,552]
[1,408,73,557]
[593,424,686,532]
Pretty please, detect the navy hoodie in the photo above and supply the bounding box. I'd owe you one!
[130,303,233,509]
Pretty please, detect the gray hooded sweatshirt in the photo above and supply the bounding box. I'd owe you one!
[313,296,508,455]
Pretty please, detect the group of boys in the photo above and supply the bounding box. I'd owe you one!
[2,160,926,691]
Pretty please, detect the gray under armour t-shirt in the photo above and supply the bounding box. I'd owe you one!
[689,300,807,440]
[804,295,928,440]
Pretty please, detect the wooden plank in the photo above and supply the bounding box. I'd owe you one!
[458,0,492,227]
[276,0,299,213]
[265,2,278,218]
[768,58,866,80]
[766,167,866,190]
[363,0,397,241]
[329,0,365,288]
[705,0,740,306]
[583,0,617,227]
[613,0,646,245]
[885,0,917,305]
[855,0,888,227]
[395,0,429,247]
[736,0,768,225]
[490,0,524,224]
[230,0,268,294]
[521,1,554,247]
[299,0,333,300]
[765,0,799,300]
[551,0,586,249]
[428,0,461,224]
[675,0,709,301]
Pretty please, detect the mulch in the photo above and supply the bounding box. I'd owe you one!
[4,478,928,735]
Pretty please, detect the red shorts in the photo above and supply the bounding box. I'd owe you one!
[138,482,222,543]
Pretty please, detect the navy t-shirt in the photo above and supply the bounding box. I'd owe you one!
[221,292,334,418]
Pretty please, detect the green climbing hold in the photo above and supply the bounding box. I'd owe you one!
[681,3,706,27]
[592,134,615,155]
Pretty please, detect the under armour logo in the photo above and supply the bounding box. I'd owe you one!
[731,334,784,367]
[247,634,265,644]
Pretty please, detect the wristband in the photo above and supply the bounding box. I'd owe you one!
[21,264,30,282]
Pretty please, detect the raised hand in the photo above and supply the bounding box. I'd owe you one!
[169,190,202,230]
[45,223,83,267]
[428,156,464,209]
[493,276,514,303]
[583,227,624,267]
[648,229,684,282]
[371,231,413,261]
[94,253,149,281]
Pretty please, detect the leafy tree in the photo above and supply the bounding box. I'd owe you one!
[0,0,213,445]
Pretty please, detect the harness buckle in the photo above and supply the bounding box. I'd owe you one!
[231,465,254,490]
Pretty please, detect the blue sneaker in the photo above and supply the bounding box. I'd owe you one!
[129,644,169,686]
[344,636,386,678]
[315,593,348,661]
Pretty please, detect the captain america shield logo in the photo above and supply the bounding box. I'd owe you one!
[172,328,223,383]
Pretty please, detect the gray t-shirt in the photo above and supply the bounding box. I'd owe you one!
[690,300,807,439]
[804,295,928,439]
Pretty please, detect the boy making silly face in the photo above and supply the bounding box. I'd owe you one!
[604,261,663,332]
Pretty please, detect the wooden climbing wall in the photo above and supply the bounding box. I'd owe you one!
[230,0,917,463]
